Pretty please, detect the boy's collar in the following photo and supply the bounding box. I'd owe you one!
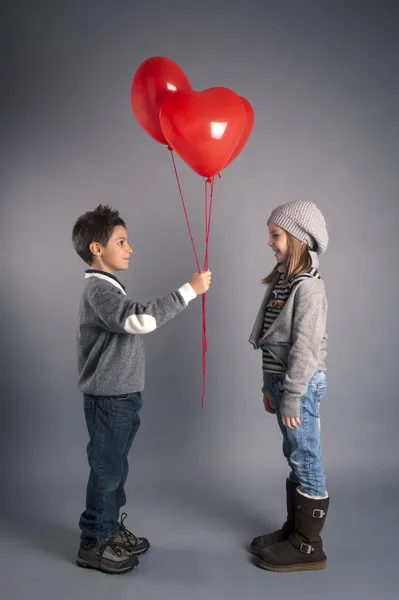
[85,269,126,294]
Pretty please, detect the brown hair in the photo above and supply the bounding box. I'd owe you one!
[262,232,314,284]
[72,204,126,265]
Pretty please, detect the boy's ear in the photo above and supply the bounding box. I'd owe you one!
[89,241,102,257]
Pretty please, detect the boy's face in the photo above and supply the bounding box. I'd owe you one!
[268,223,289,264]
[89,225,133,274]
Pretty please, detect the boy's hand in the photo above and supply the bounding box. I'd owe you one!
[263,392,276,414]
[189,270,212,295]
[282,415,301,429]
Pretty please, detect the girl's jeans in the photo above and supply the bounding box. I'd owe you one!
[79,392,142,547]
[269,370,327,497]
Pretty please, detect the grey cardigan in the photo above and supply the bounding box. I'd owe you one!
[76,271,197,396]
[249,252,328,418]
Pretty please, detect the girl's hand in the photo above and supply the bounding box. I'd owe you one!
[263,392,276,414]
[282,415,301,429]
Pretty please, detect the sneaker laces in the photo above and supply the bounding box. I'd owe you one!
[99,539,125,557]
[119,512,138,547]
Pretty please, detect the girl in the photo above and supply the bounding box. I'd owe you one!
[248,200,330,572]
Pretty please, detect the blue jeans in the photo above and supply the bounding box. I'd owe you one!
[269,371,327,497]
[79,392,142,547]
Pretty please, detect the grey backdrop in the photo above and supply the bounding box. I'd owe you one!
[1,1,398,599]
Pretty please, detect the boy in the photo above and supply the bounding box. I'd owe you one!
[72,204,211,574]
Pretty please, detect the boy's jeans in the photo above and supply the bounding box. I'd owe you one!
[269,370,327,497]
[79,392,142,547]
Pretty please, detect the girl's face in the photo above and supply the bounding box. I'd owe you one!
[268,223,289,264]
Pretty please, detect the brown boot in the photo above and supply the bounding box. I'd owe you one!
[250,479,298,554]
[256,489,330,572]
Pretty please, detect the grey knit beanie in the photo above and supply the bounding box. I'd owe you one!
[267,201,329,255]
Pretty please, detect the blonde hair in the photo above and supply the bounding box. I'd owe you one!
[262,232,315,284]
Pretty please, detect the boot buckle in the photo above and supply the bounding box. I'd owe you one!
[312,509,325,519]
[299,543,313,555]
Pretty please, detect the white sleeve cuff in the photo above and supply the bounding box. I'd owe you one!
[178,283,197,305]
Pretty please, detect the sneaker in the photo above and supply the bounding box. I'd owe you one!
[110,512,150,555]
[76,539,139,574]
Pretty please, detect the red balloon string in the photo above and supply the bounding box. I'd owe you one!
[201,176,214,409]
[168,147,201,272]
[168,148,214,410]
[204,176,214,270]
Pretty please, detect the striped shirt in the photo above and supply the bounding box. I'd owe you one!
[262,267,320,373]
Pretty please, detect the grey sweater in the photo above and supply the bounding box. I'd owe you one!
[249,252,328,418]
[76,270,197,396]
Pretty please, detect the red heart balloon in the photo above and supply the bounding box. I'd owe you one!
[131,57,192,145]
[224,97,254,168]
[159,87,246,178]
